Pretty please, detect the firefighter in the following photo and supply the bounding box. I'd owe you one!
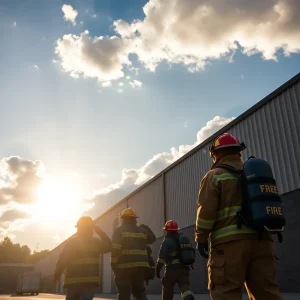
[156,220,195,300]
[54,216,112,300]
[195,132,283,300]
[111,207,156,300]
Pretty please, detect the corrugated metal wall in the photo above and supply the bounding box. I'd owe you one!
[128,176,164,237]
[165,148,210,228]
[164,79,300,227]
[228,79,300,194]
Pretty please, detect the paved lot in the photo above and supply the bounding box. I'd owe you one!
[0,293,299,300]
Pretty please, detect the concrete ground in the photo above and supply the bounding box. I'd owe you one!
[0,293,299,300]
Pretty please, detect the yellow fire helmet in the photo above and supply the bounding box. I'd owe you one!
[75,216,94,228]
[120,207,138,218]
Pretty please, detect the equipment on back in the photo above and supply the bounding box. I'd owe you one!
[176,234,196,266]
[218,156,286,243]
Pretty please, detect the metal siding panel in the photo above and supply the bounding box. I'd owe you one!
[94,201,128,239]
[127,176,164,237]
[165,150,210,229]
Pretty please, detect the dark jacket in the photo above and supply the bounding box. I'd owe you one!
[110,223,156,270]
[54,233,112,287]
[156,235,183,272]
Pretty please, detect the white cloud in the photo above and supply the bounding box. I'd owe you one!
[126,76,131,80]
[119,82,124,87]
[241,74,244,80]
[62,4,78,25]
[55,31,132,83]
[117,88,124,93]
[129,80,142,88]
[55,0,300,84]
[184,121,188,128]
[34,65,39,70]
[114,0,300,72]
[0,157,45,237]
[86,116,234,218]
[102,81,112,87]
[91,14,97,19]
[13,22,17,28]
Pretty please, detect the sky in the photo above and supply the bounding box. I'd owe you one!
[0,0,299,251]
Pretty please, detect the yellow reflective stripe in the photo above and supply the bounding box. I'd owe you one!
[157,258,165,264]
[121,249,147,255]
[110,257,118,263]
[169,252,177,257]
[211,225,257,241]
[116,262,149,268]
[182,291,194,298]
[196,217,215,229]
[112,243,121,249]
[213,173,239,186]
[122,232,147,239]
[64,277,99,284]
[71,258,99,265]
[216,206,241,221]
[166,259,181,266]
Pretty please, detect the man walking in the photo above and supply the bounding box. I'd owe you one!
[111,207,156,300]
[54,216,112,300]
[195,133,283,300]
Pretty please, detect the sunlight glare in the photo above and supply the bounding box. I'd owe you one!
[32,176,84,228]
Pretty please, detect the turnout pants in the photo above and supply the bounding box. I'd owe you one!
[207,239,283,300]
[114,267,148,300]
[65,285,96,300]
[162,268,194,300]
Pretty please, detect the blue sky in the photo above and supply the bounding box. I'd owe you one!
[0,0,299,250]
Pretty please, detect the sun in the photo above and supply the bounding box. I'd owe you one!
[32,176,84,228]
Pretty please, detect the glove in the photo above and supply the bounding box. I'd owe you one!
[155,267,161,278]
[196,242,209,258]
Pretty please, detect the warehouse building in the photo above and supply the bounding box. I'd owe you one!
[35,72,300,294]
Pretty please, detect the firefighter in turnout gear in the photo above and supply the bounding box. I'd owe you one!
[156,220,195,300]
[195,133,283,300]
[54,216,112,300]
[111,208,156,300]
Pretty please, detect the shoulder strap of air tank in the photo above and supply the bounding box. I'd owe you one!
[217,164,243,175]
[217,164,247,230]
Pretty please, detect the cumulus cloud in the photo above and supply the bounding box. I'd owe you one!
[86,116,234,217]
[0,156,44,206]
[0,157,45,237]
[129,80,142,88]
[55,0,300,84]
[13,22,16,28]
[114,0,300,72]
[55,31,132,82]
[34,65,39,70]
[62,4,78,25]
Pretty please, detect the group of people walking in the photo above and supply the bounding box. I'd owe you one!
[54,133,285,300]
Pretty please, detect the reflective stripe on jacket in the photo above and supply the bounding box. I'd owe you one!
[195,154,271,246]
[110,223,156,269]
[55,235,112,287]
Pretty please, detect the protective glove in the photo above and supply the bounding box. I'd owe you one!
[155,266,161,278]
[196,242,209,258]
